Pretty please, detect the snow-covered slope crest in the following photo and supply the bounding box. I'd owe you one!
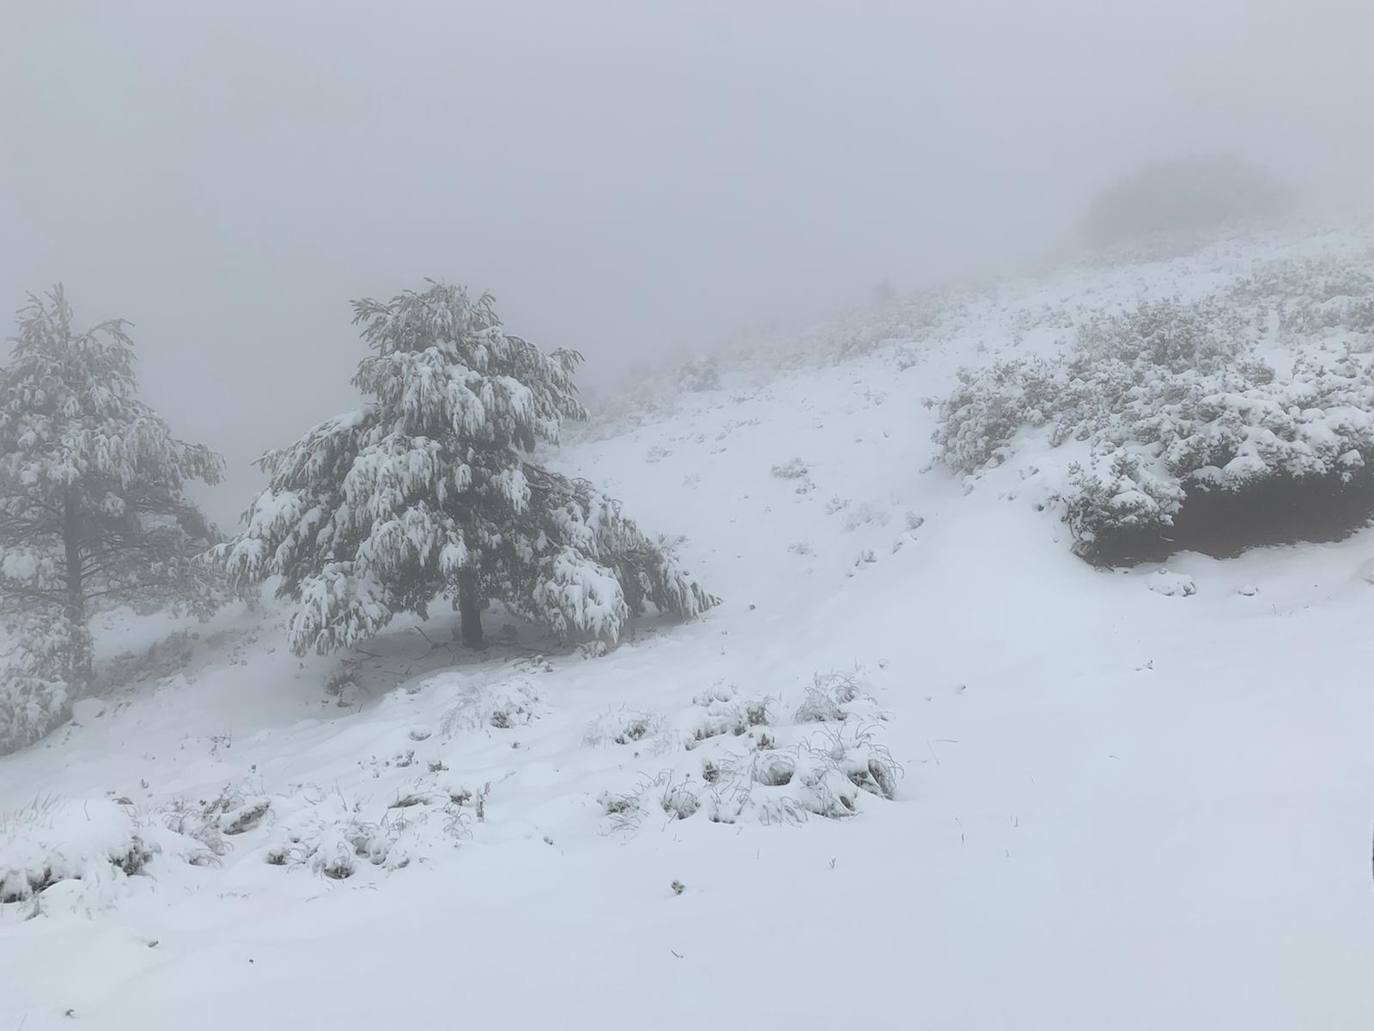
[3,221,1374,1029]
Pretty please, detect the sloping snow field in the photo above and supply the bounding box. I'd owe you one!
[3,224,1373,1028]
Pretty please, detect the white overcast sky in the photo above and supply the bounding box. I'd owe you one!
[3,0,1372,522]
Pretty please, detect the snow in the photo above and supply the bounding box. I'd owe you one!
[3,223,1374,1027]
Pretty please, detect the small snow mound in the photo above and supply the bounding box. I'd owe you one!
[1147,570,1197,597]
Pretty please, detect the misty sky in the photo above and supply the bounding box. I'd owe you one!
[4,0,1373,524]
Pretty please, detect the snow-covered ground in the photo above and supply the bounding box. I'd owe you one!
[4,223,1374,1028]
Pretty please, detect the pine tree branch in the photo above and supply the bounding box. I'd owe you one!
[78,579,181,603]
[0,580,66,602]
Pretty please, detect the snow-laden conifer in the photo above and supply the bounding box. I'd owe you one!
[0,287,225,751]
[216,281,715,654]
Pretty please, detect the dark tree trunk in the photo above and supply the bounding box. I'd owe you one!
[458,568,485,650]
[62,492,92,689]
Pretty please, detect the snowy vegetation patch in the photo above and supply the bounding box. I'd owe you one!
[584,706,668,751]
[263,782,484,879]
[0,797,193,907]
[675,356,721,393]
[681,683,771,749]
[596,672,900,830]
[794,670,887,724]
[157,784,274,867]
[933,289,1374,562]
[771,458,817,495]
[0,798,148,904]
[841,501,889,531]
[771,458,810,480]
[439,677,541,734]
[0,787,286,909]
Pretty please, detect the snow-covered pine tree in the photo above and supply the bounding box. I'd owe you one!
[216,282,715,655]
[0,287,225,752]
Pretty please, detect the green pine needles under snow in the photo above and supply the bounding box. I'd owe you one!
[213,281,717,656]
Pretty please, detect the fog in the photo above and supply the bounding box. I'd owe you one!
[4,0,1372,525]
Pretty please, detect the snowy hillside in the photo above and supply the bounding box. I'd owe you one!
[4,223,1374,1029]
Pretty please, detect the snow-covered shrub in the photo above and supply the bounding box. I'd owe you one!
[584,707,666,750]
[158,784,274,867]
[157,801,232,867]
[794,670,885,724]
[676,356,721,392]
[1231,258,1374,339]
[659,778,703,821]
[1058,450,1186,560]
[771,458,810,480]
[593,787,647,833]
[772,457,815,495]
[440,678,540,735]
[826,289,951,363]
[894,345,923,371]
[933,296,1374,561]
[216,794,271,836]
[264,783,476,878]
[842,502,889,531]
[324,661,363,706]
[694,722,900,825]
[0,791,278,907]
[0,798,152,904]
[267,811,390,880]
[596,671,899,831]
[784,723,900,817]
[929,357,1066,473]
[1074,297,1248,375]
[684,685,770,750]
[577,639,610,660]
[933,299,1250,475]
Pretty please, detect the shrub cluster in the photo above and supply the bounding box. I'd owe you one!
[933,297,1374,561]
[1230,259,1374,338]
[594,670,900,829]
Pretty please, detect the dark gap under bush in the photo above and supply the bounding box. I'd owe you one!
[1079,472,1374,566]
